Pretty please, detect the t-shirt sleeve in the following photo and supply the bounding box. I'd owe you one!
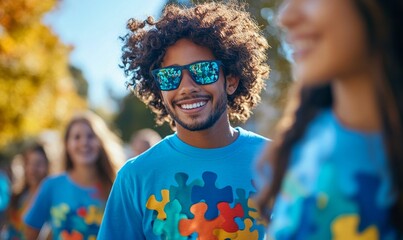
[98,166,145,239]
[23,178,52,229]
[253,140,272,192]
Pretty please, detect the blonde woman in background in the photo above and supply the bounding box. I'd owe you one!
[24,111,125,240]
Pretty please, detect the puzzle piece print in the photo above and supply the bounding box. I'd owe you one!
[70,213,88,233]
[295,196,318,237]
[192,172,233,220]
[307,165,357,239]
[153,199,188,240]
[331,215,378,240]
[247,198,258,219]
[213,228,238,240]
[234,218,245,231]
[244,199,267,237]
[77,207,86,218]
[247,198,267,227]
[84,206,103,225]
[146,189,170,219]
[59,230,83,240]
[233,188,266,231]
[353,173,388,232]
[224,219,258,240]
[234,189,253,220]
[170,172,203,217]
[217,202,244,232]
[51,203,70,227]
[179,202,225,240]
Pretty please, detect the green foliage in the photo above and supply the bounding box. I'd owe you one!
[69,65,89,98]
[114,94,173,142]
[251,0,293,136]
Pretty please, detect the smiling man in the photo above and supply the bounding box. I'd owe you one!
[98,2,270,239]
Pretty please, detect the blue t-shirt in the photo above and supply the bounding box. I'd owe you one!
[98,127,269,240]
[3,190,30,240]
[24,173,106,240]
[0,171,10,211]
[268,109,397,239]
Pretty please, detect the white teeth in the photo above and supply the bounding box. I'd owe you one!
[181,101,206,110]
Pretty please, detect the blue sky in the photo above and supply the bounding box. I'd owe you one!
[43,0,166,111]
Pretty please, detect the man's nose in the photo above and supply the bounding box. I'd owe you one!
[177,70,199,94]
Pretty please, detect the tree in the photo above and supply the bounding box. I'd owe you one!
[0,0,87,159]
[114,94,173,143]
[244,0,293,136]
[69,65,89,99]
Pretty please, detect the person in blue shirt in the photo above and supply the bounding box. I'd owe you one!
[24,111,125,240]
[0,169,10,231]
[257,0,403,239]
[3,144,49,240]
[98,2,270,239]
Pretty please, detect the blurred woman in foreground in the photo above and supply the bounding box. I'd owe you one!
[258,0,403,238]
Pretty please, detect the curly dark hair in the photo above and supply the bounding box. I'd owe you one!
[121,1,270,128]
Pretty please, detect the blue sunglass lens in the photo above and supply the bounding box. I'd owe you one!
[189,61,220,85]
[155,68,182,91]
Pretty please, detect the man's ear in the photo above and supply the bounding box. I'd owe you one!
[225,74,240,95]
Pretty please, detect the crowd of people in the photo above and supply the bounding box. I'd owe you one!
[0,0,402,239]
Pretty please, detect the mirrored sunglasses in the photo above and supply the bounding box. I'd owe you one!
[151,60,223,91]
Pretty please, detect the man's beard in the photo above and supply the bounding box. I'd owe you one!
[166,92,227,132]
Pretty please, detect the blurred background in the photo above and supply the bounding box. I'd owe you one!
[0,0,292,168]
